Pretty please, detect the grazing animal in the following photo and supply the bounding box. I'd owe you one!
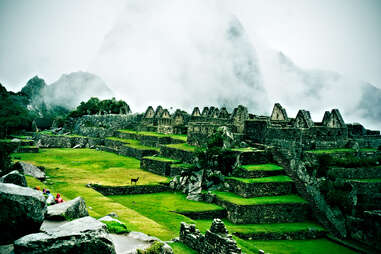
[131,177,140,185]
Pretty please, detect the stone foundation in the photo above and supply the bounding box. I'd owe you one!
[216,199,310,224]
[180,219,241,254]
[90,184,169,195]
[225,178,292,198]
[140,157,180,176]
[160,145,195,163]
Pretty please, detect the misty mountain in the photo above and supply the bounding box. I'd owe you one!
[88,1,380,129]
[259,50,381,128]
[43,71,113,110]
[90,2,270,114]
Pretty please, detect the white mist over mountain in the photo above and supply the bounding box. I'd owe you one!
[89,0,380,129]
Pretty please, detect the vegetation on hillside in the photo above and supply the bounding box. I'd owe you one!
[68,97,131,118]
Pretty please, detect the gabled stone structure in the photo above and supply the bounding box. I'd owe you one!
[143,106,155,119]
[322,109,345,128]
[209,107,220,118]
[173,109,185,126]
[270,103,288,121]
[218,107,229,119]
[201,107,209,117]
[154,105,164,119]
[191,107,201,117]
[294,110,314,128]
[231,105,249,133]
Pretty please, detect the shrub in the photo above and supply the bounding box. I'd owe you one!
[137,241,164,254]
[102,220,129,234]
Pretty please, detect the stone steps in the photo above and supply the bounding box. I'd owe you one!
[17,146,39,153]
[159,143,197,163]
[225,175,293,198]
[232,163,284,178]
[140,156,181,177]
[230,148,272,165]
[116,129,186,147]
[230,221,326,240]
[213,192,310,224]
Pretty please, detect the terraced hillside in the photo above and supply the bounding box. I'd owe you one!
[7,129,359,253]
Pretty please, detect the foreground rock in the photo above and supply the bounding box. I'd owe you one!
[13,161,46,180]
[0,183,46,244]
[14,216,116,254]
[46,196,88,220]
[0,170,27,187]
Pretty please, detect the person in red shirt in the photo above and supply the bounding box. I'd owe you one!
[55,193,64,203]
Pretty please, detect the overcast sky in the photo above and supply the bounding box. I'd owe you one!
[0,0,380,91]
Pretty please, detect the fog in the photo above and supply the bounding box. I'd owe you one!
[0,0,380,129]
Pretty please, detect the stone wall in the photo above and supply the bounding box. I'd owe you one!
[89,184,169,195]
[225,178,292,198]
[140,157,178,176]
[215,198,309,224]
[179,219,241,254]
[176,209,226,220]
[72,114,141,138]
[35,133,103,148]
[187,122,236,146]
[160,145,195,163]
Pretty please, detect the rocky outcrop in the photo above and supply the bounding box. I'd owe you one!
[13,161,46,180]
[0,170,27,187]
[14,216,116,254]
[180,219,241,254]
[127,231,173,254]
[46,196,88,220]
[0,183,46,244]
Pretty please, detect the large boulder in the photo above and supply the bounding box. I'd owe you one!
[0,170,27,187]
[46,196,88,220]
[13,161,46,180]
[14,216,116,254]
[0,183,46,244]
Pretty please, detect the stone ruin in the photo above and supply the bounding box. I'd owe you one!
[180,218,241,254]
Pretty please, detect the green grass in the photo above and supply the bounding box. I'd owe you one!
[195,220,324,235]
[226,175,292,183]
[13,149,174,239]
[248,238,357,254]
[350,178,381,183]
[106,137,160,151]
[102,220,129,234]
[213,192,308,206]
[118,129,187,142]
[165,143,197,152]
[230,147,258,152]
[168,242,198,254]
[110,192,224,240]
[143,156,180,163]
[307,148,377,154]
[171,163,193,169]
[241,163,283,171]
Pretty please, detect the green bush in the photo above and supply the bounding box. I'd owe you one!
[137,241,164,254]
[102,220,129,234]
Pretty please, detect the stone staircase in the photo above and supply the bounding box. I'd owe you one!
[210,149,327,240]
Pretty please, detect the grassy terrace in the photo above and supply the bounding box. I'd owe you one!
[165,143,197,152]
[109,192,225,239]
[106,137,160,151]
[171,163,193,169]
[214,191,308,206]
[38,130,85,138]
[230,147,258,152]
[349,178,381,183]
[306,148,377,154]
[195,219,324,236]
[226,175,292,184]
[143,156,180,163]
[118,129,187,142]
[242,163,283,171]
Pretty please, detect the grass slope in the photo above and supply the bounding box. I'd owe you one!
[242,164,283,171]
[110,192,224,239]
[107,137,160,151]
[226,175,292,183]
[165,143,197,152]
[118,129,187,142]
[214,192,308,206]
